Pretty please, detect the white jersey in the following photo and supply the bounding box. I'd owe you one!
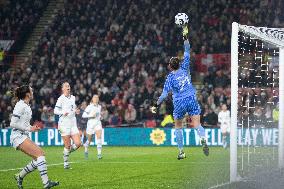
[82,104,102,134]
[54,94,79,136]
[54,94,77,122]
[82,104,101,124]
[10,100,32,134]
[218,110,230,132]
[10,100,32,148]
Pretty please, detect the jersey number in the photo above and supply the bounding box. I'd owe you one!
[179,77,190,91]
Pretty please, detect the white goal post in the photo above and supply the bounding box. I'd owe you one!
[230,22,284,182]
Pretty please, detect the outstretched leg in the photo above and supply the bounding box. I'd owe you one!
[17,138,59,188]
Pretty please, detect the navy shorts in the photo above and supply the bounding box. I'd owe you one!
[173,96,201,120]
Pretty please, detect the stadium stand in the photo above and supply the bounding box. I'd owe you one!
[0,0,49,51]
[0,0,283,128]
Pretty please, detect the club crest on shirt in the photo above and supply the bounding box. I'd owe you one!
[150,129,166,145]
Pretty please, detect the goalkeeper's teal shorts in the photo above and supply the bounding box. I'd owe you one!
[173,95,201,120]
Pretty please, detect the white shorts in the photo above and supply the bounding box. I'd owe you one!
[86,121,102,135]
[220,125,230,133]
[10,130,29,149]
[58,119,79,136]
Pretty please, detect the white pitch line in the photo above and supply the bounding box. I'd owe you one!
[207,181,231,189]
[0,161,223,172]
[0,161,79,172]
[95,161,223,164]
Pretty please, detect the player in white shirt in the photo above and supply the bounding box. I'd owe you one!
[82,95,103,159]
[10,85,59,189]
[54,82,81,169]
[218,104,230,148]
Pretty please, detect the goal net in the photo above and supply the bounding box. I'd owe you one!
[230,22,284,186]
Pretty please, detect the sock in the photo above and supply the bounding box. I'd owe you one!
[70,144,79,153]
[174,128,184,153]
[196,125,205,138]
[84,142,89,153]
[97,139,102,155]
[223,136,227,148]
[63,148,70,166]
[85,140,90,146]
[19,160,37,178]
[81,134,85,143]
[36,156,49,186]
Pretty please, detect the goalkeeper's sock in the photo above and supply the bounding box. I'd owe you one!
[196,125,205,138]
[175,128,184,153]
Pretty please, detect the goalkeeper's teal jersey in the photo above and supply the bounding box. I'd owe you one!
[157,40,196,105]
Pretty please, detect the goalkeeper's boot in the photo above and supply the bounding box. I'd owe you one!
[14,174,23,189]
[44,180,59,189]
[201,138,209,156]
[177,151,186,160]
[97,154,102,160]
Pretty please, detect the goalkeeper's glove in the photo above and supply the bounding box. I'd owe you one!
[150,103,158,114]
[182,25,189,40]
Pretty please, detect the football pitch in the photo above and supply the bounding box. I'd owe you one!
[0,147,230,189]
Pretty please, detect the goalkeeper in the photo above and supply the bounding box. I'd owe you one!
[151,25,209,159]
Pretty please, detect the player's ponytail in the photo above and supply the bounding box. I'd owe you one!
[15,85,30,100]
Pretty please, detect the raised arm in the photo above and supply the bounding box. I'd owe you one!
[157,75,172,105]
[180,39,190,70]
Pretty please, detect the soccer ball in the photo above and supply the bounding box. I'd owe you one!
[175,13,189,26]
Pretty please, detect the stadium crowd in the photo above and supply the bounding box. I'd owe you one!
[0,0,48,47]
[0,0,283,128]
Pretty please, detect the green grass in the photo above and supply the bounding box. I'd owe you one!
[0,146,230,189]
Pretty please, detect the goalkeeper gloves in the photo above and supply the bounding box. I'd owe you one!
[182,25,189,40]
[150,102,158,114]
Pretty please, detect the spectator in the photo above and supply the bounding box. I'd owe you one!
[124,104,137,124]
[273,104,279,122]
[109,111,122,127]
[77,101,88,133]
[0,48,4,63]
[40,106,55,128]
[203,108,218,127]
[145,119,157,128]
[101,104,110,125]
[40,106,49,126]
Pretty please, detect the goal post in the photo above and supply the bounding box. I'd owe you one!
[230,22,239,182]
[230,22,284,183]
[279,47,284,170]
